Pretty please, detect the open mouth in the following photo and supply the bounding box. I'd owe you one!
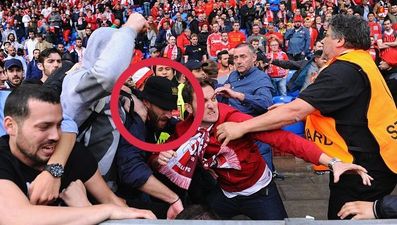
[41,145,55,155]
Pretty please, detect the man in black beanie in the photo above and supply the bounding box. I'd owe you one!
[116,76,183,219]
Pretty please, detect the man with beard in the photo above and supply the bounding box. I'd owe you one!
[4,59,24,89]
[0,84,156,224]
[116,76,183,219]
[155,80,372,220]
[25,48,62,84]
[284,16,311,60]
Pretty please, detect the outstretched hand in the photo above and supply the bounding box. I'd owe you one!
[332,162,373,186]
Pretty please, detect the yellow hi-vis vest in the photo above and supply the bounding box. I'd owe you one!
[305,50,397,173]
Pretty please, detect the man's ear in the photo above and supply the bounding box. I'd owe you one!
[37,62,44,72]
[4,116,17,136]
[336,37,345,48]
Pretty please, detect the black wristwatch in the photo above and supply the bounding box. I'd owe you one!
[44,163,64,178]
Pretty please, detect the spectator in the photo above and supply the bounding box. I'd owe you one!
[4,59,24,89]
[266,39,289,96]
[177,28,191,54]
[5,45,27,76]
[161,36,183,62]
[303,17,319,51]
[82,27,92,48]
[228,22,246,49]
[187,13,200,35]
[378,53,397,105]
[26,48,41,81]
[184,33,207,62]
[70,37,85,63]
[377,18,397,57]
[75,11,87,39]
[284,16,311,60]
[216,43,273,116]
[35,48,62,84]
[240,0,256,32]
[217,50,233,84]
[155,21,177,50]
[198,24,210,50]
[24,31,38,62]
[247,24,267,49]
[207,23,222,60]
[35,33,53,52]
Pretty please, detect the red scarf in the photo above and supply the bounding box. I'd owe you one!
[159,125,241,189]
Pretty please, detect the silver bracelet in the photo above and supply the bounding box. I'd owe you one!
[373,200,379,219]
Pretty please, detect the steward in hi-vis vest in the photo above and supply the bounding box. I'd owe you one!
[306,50,397,173]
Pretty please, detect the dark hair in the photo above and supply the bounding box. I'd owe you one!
[38,48,61,64]
[217,50,229,60]
[313,50,323,58]
[329,14,370,50]
[202,60,218,79]
[4,84,60,122]
[182,79,213,104]
[176,205,220,220]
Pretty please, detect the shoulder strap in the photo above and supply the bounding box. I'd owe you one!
[77,98,107,136]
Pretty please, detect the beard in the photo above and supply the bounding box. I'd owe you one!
[16,130,56,167]
[17,141,48,167]
[147,108,169,131]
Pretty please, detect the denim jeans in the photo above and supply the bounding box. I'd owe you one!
[143,2,151,17]
[271,77,287,96]
[208,180,288,220]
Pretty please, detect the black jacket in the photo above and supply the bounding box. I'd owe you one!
[375,195,397,219]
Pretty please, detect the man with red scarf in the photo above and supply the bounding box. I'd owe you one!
[154,80,372,220]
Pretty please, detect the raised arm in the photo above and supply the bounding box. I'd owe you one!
[217,98,316,146]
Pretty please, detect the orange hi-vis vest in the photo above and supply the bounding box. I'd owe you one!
[305,50,397,173]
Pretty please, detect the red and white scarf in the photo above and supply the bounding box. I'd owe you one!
[159,125,241,189]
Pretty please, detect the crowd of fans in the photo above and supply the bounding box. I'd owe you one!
[0,0,395,93]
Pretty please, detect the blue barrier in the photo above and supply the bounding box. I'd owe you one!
[272,96,304,137]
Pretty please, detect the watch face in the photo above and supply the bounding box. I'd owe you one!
[46,163,64,177]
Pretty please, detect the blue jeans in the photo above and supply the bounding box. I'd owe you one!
[143,2,151,17]
[271,77,287,96]
[208,181,288,220]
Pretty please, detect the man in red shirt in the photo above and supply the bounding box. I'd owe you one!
[303,17,318,51]
[228,22,246,49]
[154,80,372,220]
[368,12,382,40]
[377,18,397,55]
[207,23,222,59]
[177,29,191,54]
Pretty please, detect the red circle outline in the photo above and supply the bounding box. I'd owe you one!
[110,58,204,152]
